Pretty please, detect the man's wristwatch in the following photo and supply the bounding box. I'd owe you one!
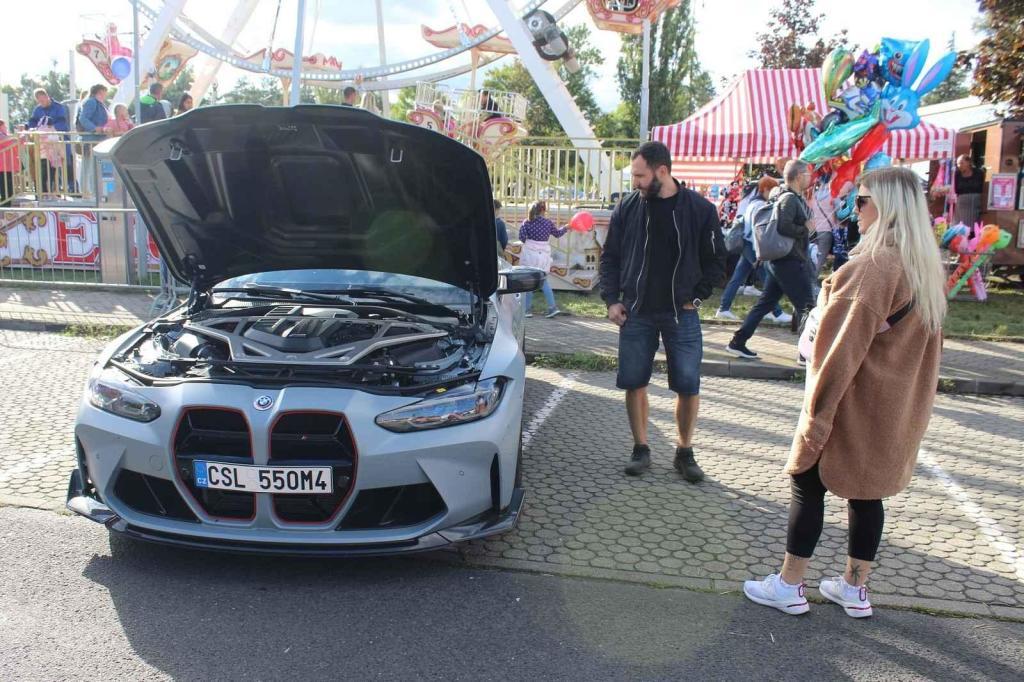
[691,298,703,309]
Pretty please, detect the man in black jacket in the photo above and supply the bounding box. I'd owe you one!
[599,141,725,481]
[727,159,815,361]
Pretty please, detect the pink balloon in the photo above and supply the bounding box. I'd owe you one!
[569,211,594,232]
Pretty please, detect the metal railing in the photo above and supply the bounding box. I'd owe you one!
[487,137,639,209]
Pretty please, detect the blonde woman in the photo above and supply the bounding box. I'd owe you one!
[743,167,946,618]
[104,104,135,137]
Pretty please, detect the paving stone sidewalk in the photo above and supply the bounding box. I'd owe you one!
[1,329,1021,619]
[3,285,1021,394]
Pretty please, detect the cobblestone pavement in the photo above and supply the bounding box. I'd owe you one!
[3,285,1022,392]
[1,329,1022,618]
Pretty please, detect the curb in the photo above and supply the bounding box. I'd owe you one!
[525,351,1024,397]
[430,551,1024,622]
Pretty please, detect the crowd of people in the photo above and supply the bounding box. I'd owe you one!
[0,82,193,203]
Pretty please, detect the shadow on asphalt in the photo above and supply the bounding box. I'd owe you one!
[79,534,1024,681]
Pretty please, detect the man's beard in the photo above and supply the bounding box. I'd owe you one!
[641,176,662,200]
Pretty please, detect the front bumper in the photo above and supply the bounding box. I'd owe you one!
[67,468,525,557]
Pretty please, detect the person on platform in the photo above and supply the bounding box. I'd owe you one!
[26,88,73,195]
[139,83,167,124]
[76,84,109,196]
[176,93,194,116]
[105,104,135,137]
[0,119,20,206]
[342,87,359,107]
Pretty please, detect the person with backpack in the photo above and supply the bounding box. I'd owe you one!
[76,84,109,196]
[726,159,815,361]
[742,167,945,618]
[138,83,167,124]
[716,175,791,324]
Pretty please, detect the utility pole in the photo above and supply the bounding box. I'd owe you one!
[640,18,651,141]
[290,0,306,106]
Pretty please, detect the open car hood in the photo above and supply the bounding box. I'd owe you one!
[104,104,498,295]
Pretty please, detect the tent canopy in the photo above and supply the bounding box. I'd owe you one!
[652,69,957,187]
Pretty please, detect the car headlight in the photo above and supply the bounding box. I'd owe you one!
[88,371,161,422]
[375,378,507,432]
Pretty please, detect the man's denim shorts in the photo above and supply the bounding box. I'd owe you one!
[616,309,703,396]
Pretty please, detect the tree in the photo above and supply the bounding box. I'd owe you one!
[162,66,194,113]
[390,86,417,122]
[2,67,70,125]
[749,0,849,69]
[962,0,1024,117]
[483,23,604,138]
[615,1,715,138]
[217,77,284,106]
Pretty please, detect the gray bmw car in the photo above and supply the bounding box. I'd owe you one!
[66,104,543,555]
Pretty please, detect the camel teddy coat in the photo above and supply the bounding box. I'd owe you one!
[786,244,942,500]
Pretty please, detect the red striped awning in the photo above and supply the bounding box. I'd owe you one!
[652,69,957,163]
[672,160,743,188]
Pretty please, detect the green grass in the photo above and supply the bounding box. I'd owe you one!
[530,352,618,371]
[60,323,134,340]
[532,285,1024,341]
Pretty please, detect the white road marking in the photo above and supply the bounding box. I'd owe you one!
[522,372,577,450]
[919,449,1024,583]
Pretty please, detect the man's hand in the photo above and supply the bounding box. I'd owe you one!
[607,303,628,326]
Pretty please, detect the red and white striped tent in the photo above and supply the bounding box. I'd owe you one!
[652,68,957,188]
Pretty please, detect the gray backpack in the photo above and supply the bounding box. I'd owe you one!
[723,215,745,254]
[752,195,795,261]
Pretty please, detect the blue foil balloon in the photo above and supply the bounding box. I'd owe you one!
[864,152,892,170]
[111,57,132,81]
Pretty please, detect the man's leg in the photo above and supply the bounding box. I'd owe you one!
[662,310,704,481]
[772,259,815,314]
[625,387,649,446]
[730,268,784,350]
[617,314,658,476]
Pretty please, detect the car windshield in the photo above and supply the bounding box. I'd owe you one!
[215,269,472,307]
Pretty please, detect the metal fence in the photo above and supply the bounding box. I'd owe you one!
[487,137,639,210]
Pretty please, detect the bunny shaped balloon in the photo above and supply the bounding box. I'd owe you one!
[880,39,958,130]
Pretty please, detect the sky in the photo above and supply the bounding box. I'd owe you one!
[1,0,985,114]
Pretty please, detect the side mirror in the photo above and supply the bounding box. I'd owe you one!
[498,266,545,294]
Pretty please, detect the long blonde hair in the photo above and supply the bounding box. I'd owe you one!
[858,167,947,332]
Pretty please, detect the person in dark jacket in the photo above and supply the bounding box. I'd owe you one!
[139,83,167,124]
[494,199,509,251]
[26,88,74,194]
[727,159,816,362]
[599,141,726,481]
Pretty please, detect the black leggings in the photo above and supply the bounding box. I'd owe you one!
[786,463,884,562]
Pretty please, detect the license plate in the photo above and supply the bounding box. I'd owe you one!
[193,461,333,494]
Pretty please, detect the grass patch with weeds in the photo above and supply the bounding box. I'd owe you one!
[534,283,1024,341]
[529,352,618,372]
[60,323,134,340]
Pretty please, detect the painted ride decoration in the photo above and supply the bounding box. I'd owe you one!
[77,23,197,92]
[585,0,682,33]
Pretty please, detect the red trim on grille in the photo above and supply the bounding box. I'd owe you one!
[170,406,257,524]
[267,410,359,527]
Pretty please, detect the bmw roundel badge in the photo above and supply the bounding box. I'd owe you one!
[254,395,274,411]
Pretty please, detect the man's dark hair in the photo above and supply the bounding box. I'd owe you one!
[343,86,357,99]
[149,82,163,95]
[493,199,502,210]
[631,141,673,173]
[89,84,107,97]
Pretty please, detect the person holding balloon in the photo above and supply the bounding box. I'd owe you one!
[743,167,946,618]
[518,200,565,318]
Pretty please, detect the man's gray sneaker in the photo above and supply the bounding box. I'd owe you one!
[674,446,704,482]
[624,444,651,476]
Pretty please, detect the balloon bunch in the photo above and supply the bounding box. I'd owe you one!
[940,223,1013,301]
[795,37,958,200]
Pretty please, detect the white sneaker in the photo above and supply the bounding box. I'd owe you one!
[742,573,809,615]
[768,311,793,325]
[741,285,763,297]
[818,576,873,618]
[524,312,533,318]
[715,309,738,320]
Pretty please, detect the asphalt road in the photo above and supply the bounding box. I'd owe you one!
[1,507,1021,681]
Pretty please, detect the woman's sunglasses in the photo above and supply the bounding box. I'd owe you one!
[855,195,872,209]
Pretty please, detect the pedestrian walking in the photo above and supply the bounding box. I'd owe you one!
[599,141,725,481]
[518,200,565,318]
[726,159,816,362]
[742,166,946,618]
[715,176,792,325]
